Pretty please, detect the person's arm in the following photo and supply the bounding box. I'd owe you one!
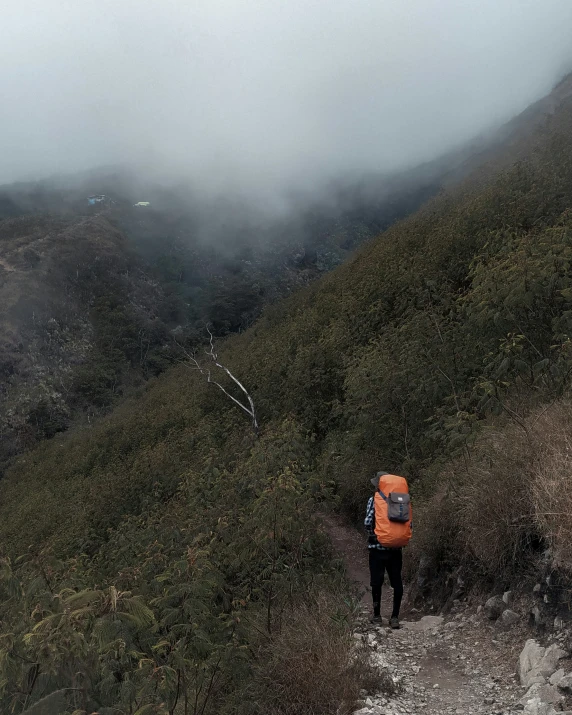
[364,496,378,544]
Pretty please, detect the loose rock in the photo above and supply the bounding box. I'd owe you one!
[484,595,505,620]
[518,682,564,707]
[401,615,444,632]
[540,644,568,676]
[519,639,567,687]
[557,672,572,693]
[522,699,558,715]
[549,668,565,686]
[500,609,520,626]
[519,639,549,687]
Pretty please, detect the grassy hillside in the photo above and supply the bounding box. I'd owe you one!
[2,77,572,712]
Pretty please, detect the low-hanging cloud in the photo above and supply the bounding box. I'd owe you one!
[2,0,572,200]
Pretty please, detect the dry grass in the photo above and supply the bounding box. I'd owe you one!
[454,422,537,577]
[405,481,462,591]
[410,399,572,589]
[531,402,572,571]
[237,592,390,715]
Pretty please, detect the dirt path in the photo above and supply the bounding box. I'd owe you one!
[322,513,526,715]
[321,513,371,605]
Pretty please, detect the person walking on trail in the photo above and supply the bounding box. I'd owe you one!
[364,470,412,628]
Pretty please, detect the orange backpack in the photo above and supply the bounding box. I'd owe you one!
[373,473,412,548]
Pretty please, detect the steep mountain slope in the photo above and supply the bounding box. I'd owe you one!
[2,75,572,713]
[0,213,178,464]
[2,74,570,473]
[0,167,446,468]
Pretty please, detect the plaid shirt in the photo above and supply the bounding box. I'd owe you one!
[364,495,396,551]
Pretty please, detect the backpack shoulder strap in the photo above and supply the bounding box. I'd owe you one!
[378,489,388,502]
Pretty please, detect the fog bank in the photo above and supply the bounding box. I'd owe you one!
[2,0,572,199]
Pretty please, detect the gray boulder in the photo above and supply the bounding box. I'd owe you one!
[484,595,505,620]
[549,668,566,686]
[557,672,572,693]
[523,699,559,715]
[500,609,520,626]
[519,683,564,708]
[519,640,567,687]
[520,639,549,687]
[541,644,568,677]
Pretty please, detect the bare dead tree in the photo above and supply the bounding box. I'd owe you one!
[177,326,259,435]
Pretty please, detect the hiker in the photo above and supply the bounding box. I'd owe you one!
[364,470,412,628]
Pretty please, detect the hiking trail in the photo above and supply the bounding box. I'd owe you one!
[322,513,548,715]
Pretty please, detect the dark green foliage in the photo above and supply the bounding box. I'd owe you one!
[0,415,356,714]
[214,101,572,519]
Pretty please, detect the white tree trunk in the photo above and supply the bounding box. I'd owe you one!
[177,327,259,435]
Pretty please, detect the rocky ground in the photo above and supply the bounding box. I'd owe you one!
[352,608,572,715]
[323,514,572,715]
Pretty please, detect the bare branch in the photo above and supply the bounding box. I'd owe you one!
[205,326,259,430]
[175,330,259,435]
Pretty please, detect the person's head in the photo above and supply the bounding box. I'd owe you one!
[370,471,389,489]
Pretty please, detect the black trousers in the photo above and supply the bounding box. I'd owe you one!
[368,548,403,618]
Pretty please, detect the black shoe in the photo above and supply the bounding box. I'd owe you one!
[389,616,400,629]
[370,613,382,624]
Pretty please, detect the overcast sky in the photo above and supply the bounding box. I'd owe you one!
[2,0,572,199]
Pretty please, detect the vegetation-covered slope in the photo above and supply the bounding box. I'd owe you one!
[0,165,444,469]
[0,213,181,465]
[2,76,572,713]
[1,73,567,473]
